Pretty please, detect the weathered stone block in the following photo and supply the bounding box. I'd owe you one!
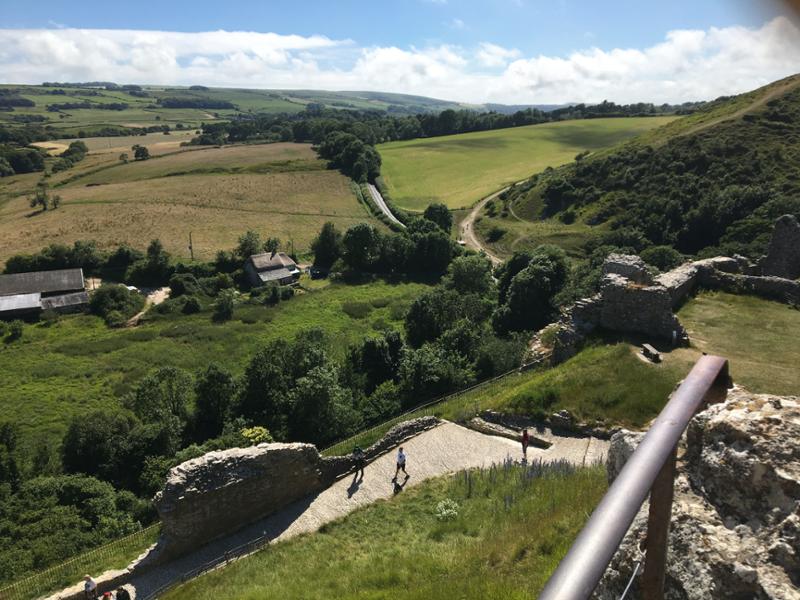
[761,214,800,280]
[602,253,654,285]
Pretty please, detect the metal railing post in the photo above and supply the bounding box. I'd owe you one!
[640,446,677,599]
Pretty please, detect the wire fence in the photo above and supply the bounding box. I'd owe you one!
[0,524,160,600]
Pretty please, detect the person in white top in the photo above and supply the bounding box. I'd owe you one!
[83,575,98,600]
[394,447,408,480]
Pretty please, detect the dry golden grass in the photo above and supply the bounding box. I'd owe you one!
[0,170,371,262]
[31,130,198,155]
[65,143,320,185]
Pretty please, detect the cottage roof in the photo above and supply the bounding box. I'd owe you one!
[0,268,85,296]
[0,292,41,313]
[256,268,297,283]
[249,252,298,273]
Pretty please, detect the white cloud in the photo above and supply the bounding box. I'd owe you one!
[0,18,799,104]
[476,42,521,67]
[448,18,467,30]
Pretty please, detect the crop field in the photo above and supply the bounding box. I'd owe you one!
[0,279,428,450]
[377,116,677,210]
[0,143,377,264]
[32,130,198,155]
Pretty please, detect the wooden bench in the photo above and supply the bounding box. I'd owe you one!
[641,343,661,363]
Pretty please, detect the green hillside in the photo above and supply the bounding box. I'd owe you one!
[478,74,800,260]
[377,116,676,210]
[0,84,477,136]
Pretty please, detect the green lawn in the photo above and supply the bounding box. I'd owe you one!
[163,462,606,600]
[676,291,800,396]
[0,279,428,451]
[377,117,677,210]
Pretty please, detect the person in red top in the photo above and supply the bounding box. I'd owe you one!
[521,429,530,460]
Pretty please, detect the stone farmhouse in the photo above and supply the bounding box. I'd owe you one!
[244,251,301,287]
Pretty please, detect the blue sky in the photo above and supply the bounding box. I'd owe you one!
[2,0,789,55]
[1,0,798,104]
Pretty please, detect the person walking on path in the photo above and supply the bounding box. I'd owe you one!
[83,575,98,600]
[521,429,530,460]
[393,447,408,480]
[353,445,365,479]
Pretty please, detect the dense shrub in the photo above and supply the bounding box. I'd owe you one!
[89,285,145,325]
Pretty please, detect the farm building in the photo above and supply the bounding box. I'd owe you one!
[245,252,301,286]
[0,268,88,319]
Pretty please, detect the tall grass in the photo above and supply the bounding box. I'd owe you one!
[162,462,607,600]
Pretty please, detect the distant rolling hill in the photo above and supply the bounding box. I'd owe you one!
[0,83,571,136]
[476,74,800,260]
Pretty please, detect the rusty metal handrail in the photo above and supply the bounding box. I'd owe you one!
[539,354,730,600]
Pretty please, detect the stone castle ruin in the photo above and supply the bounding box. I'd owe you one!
[529,215,800,367]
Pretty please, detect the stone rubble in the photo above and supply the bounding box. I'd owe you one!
[596,387,800,599]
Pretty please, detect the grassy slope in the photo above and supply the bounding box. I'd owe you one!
[328,289,799,455]
[0,143,380,264]
[377,117,676,211]
[0,279,428,450]
[676,291,800,396]
[163,464,606,600]
[476,74,800,260]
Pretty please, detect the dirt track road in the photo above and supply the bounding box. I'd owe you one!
[460,187,511,266]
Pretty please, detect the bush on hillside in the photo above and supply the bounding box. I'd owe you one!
[89,285,145,325]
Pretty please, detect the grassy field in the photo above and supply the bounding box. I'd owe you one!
[377,117,677,210]
[163,462,606,600]
[675,291,800,396]
[0,278,428,450]
[0,143,378,264]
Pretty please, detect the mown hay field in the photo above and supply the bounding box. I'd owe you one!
[377,117,678,210]
[32,130,198,155]
[0,143,378,263]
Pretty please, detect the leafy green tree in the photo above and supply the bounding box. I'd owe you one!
[194,364,236,441]
[411,230,453,276]
[0,156,14,177]
[126,367,192,430]
[213,290,235,322]
[423,203,453,233]
[132,145,150,160]
[289,365,359,445]
[405,289,461,348]
[311,222,342,268]
[236,230,262,259]
[443,255,494,295]
[61,411,136,481]
[236,340,294,436]
[342,223,380,271]
[493,246,568,334]
[496,251,534,304]
[0,422,20,495]
[263,237,281,254]
[89,284,145,324]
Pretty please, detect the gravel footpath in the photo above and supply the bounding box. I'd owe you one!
[114,422,607,598]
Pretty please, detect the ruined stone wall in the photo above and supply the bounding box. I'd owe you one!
[596,388,800,599]
[760,214,800,280]
[149,416,440,563]
[598,274,686,342]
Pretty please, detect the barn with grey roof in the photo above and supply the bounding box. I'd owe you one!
[0,268,88,319]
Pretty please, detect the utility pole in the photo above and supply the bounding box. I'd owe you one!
[189,232,194,261]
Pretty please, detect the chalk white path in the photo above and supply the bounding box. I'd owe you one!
[366,183,406,228]
[80,422,607,599]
